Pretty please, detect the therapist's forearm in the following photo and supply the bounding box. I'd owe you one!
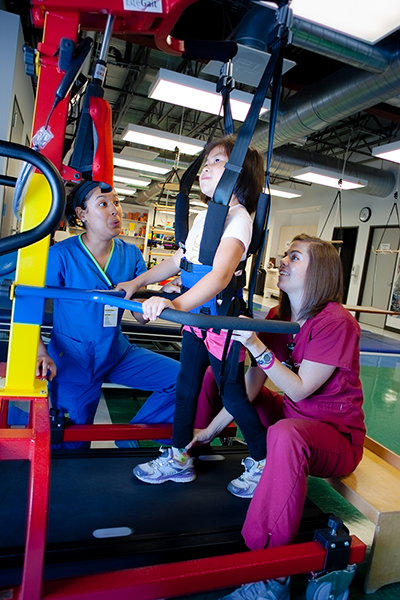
[136,252,182,288]
[205,407,234,439]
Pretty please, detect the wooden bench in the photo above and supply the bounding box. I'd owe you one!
[326,436,400,594]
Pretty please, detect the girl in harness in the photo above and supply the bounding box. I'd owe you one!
[117,135,265,494]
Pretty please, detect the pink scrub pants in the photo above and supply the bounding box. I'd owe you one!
[194,367,364,551]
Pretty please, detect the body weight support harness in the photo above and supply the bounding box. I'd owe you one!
[191,4,291,390]
[174,40,238,250]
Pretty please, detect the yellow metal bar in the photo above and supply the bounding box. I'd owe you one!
[2,173,51,396]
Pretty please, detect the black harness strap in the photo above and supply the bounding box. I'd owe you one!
[174,148,206,248]
[174,41,238,249]
[247,28,287,313]
[198,36,284,267]
[217,59,235,136]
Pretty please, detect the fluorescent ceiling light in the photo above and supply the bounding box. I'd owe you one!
[289,0,400,44]
[115,187,137,196]
[148,68,270,122]
[122,124,204,156]
[202,43,295,88]
[113,154,171,175]
[372,140,400,164]
[291,167,367,190]
[268,185,303,199]
[113,173,151,187]
[121,146,159,161]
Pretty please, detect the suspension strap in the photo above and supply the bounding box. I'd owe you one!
[217,59,235,136]
[198,22,288,266]
[174,52,236,248]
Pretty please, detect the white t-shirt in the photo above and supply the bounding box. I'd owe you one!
[184,204,252,264]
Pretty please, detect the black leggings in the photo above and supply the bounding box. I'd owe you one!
[173,330,267,460]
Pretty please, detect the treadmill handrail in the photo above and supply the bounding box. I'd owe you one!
[15,285,300,334]
[0,140,65,256]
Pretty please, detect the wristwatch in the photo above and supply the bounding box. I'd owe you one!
[255,348,274,368]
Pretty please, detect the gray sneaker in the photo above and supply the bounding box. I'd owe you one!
[227,457,265,498]
[133,447,196,484]
[220,578,290,600]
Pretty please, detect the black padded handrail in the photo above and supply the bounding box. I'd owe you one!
[14,285,300,335]
[0,140,65,255]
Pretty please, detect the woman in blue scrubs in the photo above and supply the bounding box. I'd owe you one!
[37,180,179,448]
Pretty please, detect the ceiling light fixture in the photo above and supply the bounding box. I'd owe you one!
[148,68,271,122]
[268,185,303,199]
[113,172,151,187]
[114,187,137,196]
[291,167,367,190]
[113,154,171,175]
[202,43,295,88]
[372,140,400,164]
[122,124,204,156]
[120,146,159,161]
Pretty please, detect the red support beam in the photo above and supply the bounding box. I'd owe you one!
[31,9,79,168]
[19,398,51,600]
[34,536,365,600]
[63,421,237,442]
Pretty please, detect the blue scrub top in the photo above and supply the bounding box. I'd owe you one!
[45,235,146,383]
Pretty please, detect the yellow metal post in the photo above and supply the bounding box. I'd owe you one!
[3,173,51,396]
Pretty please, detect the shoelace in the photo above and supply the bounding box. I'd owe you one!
[238,460,261,481]
[149,448,171,467]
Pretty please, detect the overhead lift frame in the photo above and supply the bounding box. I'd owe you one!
[0,2,366,599]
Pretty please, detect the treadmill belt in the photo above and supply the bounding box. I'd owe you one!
[0,447,329,585]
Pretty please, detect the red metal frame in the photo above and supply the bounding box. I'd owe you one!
[38,538,366,600]
[0,400,366,600]
[32,10,80,169]
[63,421,236,441]
[0,397,50,600]
[30,0,198,57]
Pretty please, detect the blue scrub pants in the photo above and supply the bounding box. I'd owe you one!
[49,344,179,449]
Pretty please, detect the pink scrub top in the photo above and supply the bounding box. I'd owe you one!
[259,302,366,446]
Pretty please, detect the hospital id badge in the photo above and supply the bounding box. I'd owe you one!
[104,304,118,327]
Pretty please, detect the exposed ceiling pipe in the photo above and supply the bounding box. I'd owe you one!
[252,37,400,154]
[233,9,400,196]
[290,17,390,73]
[233,4,391,73]
[134,168,188,203]
[133,181,162,204]
[270,145,395,198]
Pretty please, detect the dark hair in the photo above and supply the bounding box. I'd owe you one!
[65,180,111,227]
[201,134,265,214]
[278,234,343,321]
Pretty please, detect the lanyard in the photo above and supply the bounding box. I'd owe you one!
[79,233,115,289]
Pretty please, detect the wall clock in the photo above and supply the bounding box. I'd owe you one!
[359,207,371,222]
